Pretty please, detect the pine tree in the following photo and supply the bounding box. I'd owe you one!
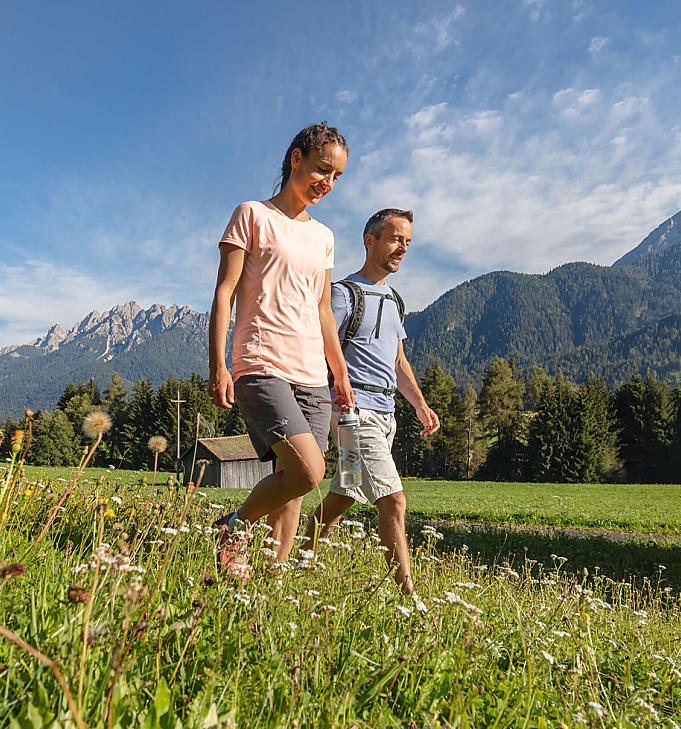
[62,393,94,453]
[30,410,79,466]
[102,373,129,466]
[615,375,674,482]
[121,379,156,469]
[477,357,525,479]
[463,386,485,478]
[155,376,183,471]
[393,393,425,477]
[576,376,622,482]
[527,374,580,482]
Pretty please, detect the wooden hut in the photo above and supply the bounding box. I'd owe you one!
[182,435,272,489]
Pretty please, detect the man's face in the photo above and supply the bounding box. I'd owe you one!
[366,216,412,274]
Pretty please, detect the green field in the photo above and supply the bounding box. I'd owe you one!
[17,466,681,534]
[3,457,681,727]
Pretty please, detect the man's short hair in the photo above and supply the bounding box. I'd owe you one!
[363,208,414,240]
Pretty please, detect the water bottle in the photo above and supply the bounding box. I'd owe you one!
[337,410,361,487]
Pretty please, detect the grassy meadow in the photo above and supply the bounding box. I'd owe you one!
[1,458,681,727]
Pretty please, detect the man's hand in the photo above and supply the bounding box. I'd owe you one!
[415,404,440,436]
[333,374,356,411]
[208,367,234,409]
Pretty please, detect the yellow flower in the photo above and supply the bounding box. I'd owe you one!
[104,508,116,519]
[128,508,136,517]
[24,489,33,497]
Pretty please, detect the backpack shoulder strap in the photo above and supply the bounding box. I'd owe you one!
[334,280,365,350]
[389,286,405,324]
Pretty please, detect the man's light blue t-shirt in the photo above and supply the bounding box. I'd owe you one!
[329,273,407,412]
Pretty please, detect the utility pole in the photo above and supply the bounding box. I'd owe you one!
[170,389,186,485]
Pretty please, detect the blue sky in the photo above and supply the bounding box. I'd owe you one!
[1,0,681,348]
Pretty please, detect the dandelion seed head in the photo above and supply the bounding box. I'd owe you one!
[83,411,112,438]
[148,435,168,454]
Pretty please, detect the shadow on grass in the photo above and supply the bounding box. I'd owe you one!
[405,520,681,591]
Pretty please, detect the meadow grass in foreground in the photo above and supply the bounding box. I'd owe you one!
[1,464,681,727]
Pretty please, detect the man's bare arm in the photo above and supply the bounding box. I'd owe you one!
[395,340,440,435]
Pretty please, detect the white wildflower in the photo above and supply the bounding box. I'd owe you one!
[395,605,413,618]
[412,595,428,614]
[634,697,659,720]
[587,702,607,718]
[444,592,483,615]
[540,650,555,665]
[260,548,278,559]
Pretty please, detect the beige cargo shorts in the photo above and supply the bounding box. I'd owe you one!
[329,408,403,505]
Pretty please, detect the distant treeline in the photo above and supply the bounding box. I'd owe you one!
[2,362,680,483]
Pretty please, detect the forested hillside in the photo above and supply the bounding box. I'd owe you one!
[404,242,681,387]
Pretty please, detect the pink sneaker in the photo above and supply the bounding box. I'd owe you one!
[216,514,250,583]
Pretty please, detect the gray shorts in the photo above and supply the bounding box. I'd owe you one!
[234,375,331,462]
[329,408,402,505]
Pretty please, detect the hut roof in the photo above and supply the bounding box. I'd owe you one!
[184,435,259,462]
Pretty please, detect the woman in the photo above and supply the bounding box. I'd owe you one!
[208,122,354,575]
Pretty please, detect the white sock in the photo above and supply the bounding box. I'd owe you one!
[226,510,240,532]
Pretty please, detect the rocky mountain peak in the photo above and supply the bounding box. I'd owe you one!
[612,210,681,267]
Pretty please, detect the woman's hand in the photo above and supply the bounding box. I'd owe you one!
[208,366,235,409]
[333,373,355,411]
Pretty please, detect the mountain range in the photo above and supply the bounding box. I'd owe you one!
[2,210,681,418]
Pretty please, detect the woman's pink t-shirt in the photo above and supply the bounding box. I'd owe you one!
[219,200,334,387]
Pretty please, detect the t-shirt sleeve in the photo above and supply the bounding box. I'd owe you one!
[398,321,407,341]
[330,283,352,334]
[219,202,254,252]
[325,230,334,269]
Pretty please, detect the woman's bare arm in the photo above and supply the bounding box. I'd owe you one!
[208,245,246,408]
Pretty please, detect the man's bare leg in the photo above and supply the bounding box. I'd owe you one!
[302,491,356,550]
[376,491,413,595]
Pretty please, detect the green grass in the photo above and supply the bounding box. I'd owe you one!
[200,479,681,536]
[16,467,681,534]
[2,460,681,726]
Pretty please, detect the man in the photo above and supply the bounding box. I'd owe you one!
[303,208,440,594]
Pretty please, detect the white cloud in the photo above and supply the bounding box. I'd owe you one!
[333,86,681,311]
[414,5,466,51]
[0,260,137,348]
[552,87,601,117]
[589,35,610,53]
[336,89,358,104]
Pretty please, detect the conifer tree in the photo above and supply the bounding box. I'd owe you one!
[393,393,425,477]
[102,373,129,466]
[527,374,579,482]
[121,379,156,468]
[576,376,621,482]
[30,410,79,466]
[477,357,525,479]
[615,374,674,482]
[418,364,467,478]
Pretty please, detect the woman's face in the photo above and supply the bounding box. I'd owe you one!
[288,143,347,206]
